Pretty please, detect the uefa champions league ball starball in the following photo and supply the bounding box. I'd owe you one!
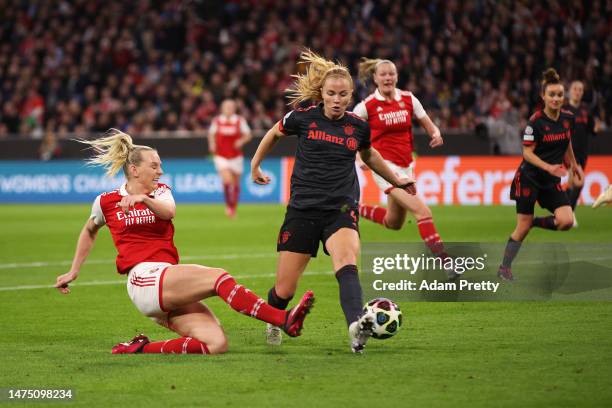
[363,298,403,339]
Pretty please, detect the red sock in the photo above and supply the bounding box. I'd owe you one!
[359,204,387,226]
[214,272,286,327]
[417,217,447,258]
[232,184,240,209]
[142,337,210,354]
[223,184,231,209]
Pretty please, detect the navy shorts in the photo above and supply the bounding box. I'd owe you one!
[510,170,570,215]
[276,207,359,257]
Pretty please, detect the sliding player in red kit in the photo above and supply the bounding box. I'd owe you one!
[54,129,313,354]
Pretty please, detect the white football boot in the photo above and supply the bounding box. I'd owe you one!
[266,323,282,346]
[349,312,375,353]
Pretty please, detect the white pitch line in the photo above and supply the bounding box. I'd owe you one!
[0,253,275,270]
[0,271,330,292]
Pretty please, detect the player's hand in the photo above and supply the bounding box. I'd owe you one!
[573,165,584,182]
[251,166,271,185]
[397,177,417,195]
[55,271,78,294]
[119,194,146,214]
[429,131,443,148]
[546,164,567,178]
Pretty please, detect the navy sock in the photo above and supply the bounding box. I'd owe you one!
[335,264,363,326]
[532,216,556,230]
[267,287,292,310]
[501,237,522,268]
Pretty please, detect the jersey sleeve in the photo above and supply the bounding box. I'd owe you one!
[90,194,106,226]
[522,120,539,146]
[358,123,372,151]
[278,110,300,135]
[587,111,596,136]
[239,116,251,134]
[208,119,217,137]
[352,101,368,120]
[410,94,427,119]
[154,185,176,205]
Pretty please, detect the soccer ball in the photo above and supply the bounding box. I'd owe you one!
[363,298,403,340]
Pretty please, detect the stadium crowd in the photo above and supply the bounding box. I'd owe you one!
[0,0,610,139]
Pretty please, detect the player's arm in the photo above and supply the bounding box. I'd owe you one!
[522,144,567,178]
[564,139,584,185]
[417,115,443,148]
[251,121,285,184]
[235,117,253,149]
[412,94,443,148]
[55,218,103,294]
[360,146,416,194]
[207,121,216,154]
[141,195,176,220]
[119,191,176,220]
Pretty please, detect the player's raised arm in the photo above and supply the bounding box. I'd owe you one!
[55,217,103,294]
[360,146,416,194]
[251,121,285,185]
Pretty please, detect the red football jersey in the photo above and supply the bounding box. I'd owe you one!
[91,183,179,274]
[353,88,426,167]
[209,114,251,159]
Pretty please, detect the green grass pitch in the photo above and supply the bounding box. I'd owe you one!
[0,204,611,407]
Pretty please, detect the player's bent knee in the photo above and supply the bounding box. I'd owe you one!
[384,220,402,230]
[207,338,229,354]
[557,219,573,231]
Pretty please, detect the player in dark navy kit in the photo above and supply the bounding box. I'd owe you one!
[498,69,584,281]
[251,50,416,353]
[563,80,598,220]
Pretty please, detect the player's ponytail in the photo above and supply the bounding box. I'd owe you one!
[358,57,395,83]
[285,49,353,106]
[541,68,561,93]
[79,129,155,177]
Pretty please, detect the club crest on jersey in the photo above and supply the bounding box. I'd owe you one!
[343,124,354,136]
[399,101,405,108]
[346,137,358,151]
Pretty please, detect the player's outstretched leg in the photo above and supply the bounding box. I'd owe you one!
[213,272,314,337]
[112,334,211,354]
[161,265,314,337]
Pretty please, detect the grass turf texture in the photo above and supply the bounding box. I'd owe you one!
[0,204,611,407]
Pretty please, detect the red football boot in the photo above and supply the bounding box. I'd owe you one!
[111,334,150,354]
[282,290,315,337]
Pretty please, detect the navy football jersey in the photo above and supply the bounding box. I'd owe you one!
[563,103,595,163]
[279,104,371,210]
[520,109,575,185]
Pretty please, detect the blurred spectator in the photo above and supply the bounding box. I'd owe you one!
[0,0,609,138]
[39,126,62,161]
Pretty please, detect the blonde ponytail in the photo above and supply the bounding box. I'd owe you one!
[285,49,353,105]
[358,57,395,83]
[78,129,154,177]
